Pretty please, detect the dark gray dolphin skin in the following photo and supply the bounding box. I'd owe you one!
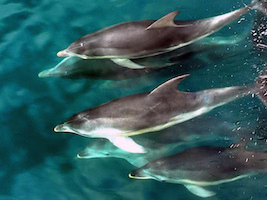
[57,0,266,69]
[54,70,267,153]
[129,141,267,198]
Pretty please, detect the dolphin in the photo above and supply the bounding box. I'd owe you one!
[77,138,178,168]
[56,0,266,69]
[39,35,245,79]
[54,69,267,153]
[129,141,267,198]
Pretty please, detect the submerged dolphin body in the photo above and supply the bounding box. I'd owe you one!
[77,138,178,168]
[54,70,267,153]
[77,116,238,167]
[129,141,267,198]
[57,0,266,69]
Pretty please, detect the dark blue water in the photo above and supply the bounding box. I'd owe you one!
[0,0,266,199]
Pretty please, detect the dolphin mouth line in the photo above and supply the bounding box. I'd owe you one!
[128,173,151,179]
[54,124,77,134]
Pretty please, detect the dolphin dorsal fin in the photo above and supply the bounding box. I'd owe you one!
[146,11,180,30]
[149,74,190,96]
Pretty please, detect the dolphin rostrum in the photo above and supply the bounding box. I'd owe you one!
[57,0,266,69]
[54,69,267,153]
[129,141,267,198]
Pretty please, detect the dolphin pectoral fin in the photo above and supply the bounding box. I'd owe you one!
[146,11,191,30]
[111,58,146,69]
[184,184,216,198]
[108,136,147,153]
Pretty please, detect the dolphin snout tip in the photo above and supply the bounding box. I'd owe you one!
[57,50,69,57]
[76,153,82,159]
[38,70,51,78]
[54,124,64,132]
[54,123,76,134]
[128,173,135,179]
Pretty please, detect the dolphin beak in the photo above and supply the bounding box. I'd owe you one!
[57,50,70,57]
[77,152,87,159]
[54,123,73,133]
[128,173,136,179]
[38,68,55,78]
[54,124,63,132]
[128,172,151,179]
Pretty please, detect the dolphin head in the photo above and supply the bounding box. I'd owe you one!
[57,37,94,59]
[129,159,169,181]
[77,139,114,159]
[54,113,93,137]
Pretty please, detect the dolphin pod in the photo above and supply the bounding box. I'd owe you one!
[45,0,267,198]
[56,0,266,69]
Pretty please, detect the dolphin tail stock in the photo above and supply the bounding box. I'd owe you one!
[255,68,267,106]
[251,0,267,14]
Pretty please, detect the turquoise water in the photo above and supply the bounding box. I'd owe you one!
[1,0,266,199]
